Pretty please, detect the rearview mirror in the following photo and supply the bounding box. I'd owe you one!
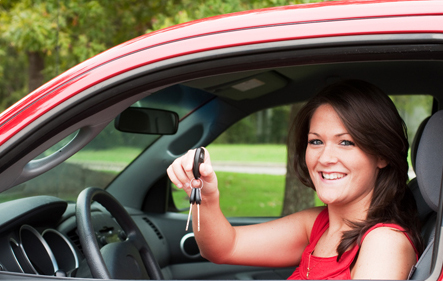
[115,107,179,135]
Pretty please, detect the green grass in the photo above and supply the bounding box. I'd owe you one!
[218,172,286,217]
[206,144,287,163]
[69,147,142,163]
[173,172,286,217]
[67,144,287,164]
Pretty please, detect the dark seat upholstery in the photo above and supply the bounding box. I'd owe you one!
[409,114,441,280]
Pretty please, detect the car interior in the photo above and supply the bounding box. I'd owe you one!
[0,34,442,280]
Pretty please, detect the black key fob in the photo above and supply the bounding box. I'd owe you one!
[193,147,205,179]
[190,188,196,204]
[195,188,202,204]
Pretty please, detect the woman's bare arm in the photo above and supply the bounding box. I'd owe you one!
[167,148,321,267]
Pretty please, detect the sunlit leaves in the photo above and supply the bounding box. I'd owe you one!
[148,0,318,32]
[0,0,325,111]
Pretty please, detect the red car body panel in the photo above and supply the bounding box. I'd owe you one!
[1,0,443,147]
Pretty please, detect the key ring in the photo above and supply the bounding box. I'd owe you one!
[190,178,203,189]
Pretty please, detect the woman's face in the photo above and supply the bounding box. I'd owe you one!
[305,104,386,208]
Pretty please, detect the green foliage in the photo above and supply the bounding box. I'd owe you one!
[0,0,325,113]
[1,1,56,52]
[0,0,182,111]
[0,45,28,109]
[148,0,325,31]
[213,105,291,144]
[390,95,433,142]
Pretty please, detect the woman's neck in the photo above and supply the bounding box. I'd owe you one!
[313,202,371,258]
[327,195,371,233]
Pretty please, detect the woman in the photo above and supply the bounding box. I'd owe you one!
[167,80,422,280]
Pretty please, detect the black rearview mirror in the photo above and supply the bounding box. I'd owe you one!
[115,107,179,135]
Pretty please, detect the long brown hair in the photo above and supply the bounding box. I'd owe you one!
[293,80,423,260]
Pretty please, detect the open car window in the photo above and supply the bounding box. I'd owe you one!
[172,94,433,217]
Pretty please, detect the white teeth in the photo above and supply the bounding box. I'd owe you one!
[322,172,345,180]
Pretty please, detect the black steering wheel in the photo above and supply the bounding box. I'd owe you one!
[76,187,163,279]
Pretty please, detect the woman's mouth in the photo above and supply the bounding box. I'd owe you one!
[321,172,346,180]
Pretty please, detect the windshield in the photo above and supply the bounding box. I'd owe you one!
[0,85,214,203]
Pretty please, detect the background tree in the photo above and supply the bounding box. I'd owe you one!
[0,0,181,110]
[282,103,315,215]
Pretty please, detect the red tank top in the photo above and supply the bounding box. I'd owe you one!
[288,208,418,280]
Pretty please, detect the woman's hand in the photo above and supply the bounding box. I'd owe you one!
[167,147,219,200]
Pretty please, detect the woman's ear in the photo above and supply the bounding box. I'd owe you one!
[377,157,388,169]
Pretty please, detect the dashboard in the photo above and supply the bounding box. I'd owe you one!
[0,196,136,278]
[0,197,72,275]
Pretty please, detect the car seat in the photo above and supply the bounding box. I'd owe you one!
[409,114,440,280]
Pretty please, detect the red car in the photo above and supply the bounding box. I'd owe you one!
[0,0,442,280]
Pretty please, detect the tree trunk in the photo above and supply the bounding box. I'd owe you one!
[27,51,45,93]
[282,102,315,216]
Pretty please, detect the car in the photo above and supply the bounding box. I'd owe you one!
[0,0,442,280]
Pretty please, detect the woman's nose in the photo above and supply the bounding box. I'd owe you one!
[318,144,338,164]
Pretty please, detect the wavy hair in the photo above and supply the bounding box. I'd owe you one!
[293,80,423,260]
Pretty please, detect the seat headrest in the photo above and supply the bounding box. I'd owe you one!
[416,110,443,212]
[411,116,430,173]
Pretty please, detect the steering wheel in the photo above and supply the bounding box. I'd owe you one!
[76,187,163,279]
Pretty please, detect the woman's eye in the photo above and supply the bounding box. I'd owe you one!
[308,139,323,145]
[340,140,355,146]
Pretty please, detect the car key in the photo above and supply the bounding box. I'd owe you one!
[193,147,205,179]
[185,147,205,231]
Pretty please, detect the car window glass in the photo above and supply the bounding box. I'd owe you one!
[0,86,214,203]
[171,95,433,217]
[0,122,157,203]
[33,131,79,160]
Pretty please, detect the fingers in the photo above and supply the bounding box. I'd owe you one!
[167,148,203,190]
[167,155,192,191]
[166,161,186,189]
[167,147,216,192]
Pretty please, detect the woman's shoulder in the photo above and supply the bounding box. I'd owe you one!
[361,224,418,257]
[285,206,326,238]
[352,224,418,279]
[362,225,413,245]
[361,223,418,255]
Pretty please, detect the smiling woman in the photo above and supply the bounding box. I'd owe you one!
[167,79,422,280]
[291,80,422,279]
